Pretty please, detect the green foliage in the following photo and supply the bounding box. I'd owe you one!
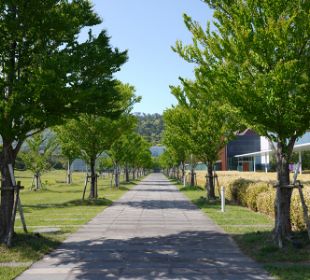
[0,0,129,240]
[117,132,152,170]
[292,151,310,169]
[98,156,114,171]
[163,106,192,167]
[58,114,131,164]
[136,113,164,144]
[54,126,80,164]
[0,1,128,145]
[158,149,178,170]
[54,82,139,164]
[174,0,310,240]
[175,0,310,150]
[170,82,242,165]
[20,133,57,175]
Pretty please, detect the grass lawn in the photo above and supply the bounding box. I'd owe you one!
[0,169,138,280]
[178,182,310,280]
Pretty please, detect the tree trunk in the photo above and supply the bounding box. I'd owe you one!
[274,140,295,247]
[132,169,136,180]
[207,162,216,199]
[114,165,120,188]
[34,172,41,190]
[177,168,180,181]
[181,161,185,185]
[67,160,72,184]
[0,141,16,243]
[190,168,195,187]
[125,165,130,182]
[89,158,97,199]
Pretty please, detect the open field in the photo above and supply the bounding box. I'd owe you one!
[194,170,310,189]
[178,182,310,280]
[0,169,137,280]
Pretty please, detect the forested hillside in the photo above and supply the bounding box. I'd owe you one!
[135,113,163,144]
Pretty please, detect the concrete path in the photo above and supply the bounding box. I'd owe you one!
[16,173,272,280]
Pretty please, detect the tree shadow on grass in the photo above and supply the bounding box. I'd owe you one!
[179,185,205,192]
[6,233,63,263]
[234,230,310,264]
[23,197,113,210]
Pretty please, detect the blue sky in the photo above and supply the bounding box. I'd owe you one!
[88,1,213,114]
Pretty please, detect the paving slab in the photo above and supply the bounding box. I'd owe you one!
[16,173,273,280]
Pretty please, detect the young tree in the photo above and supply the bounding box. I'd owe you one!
[59,82,139,196]
[0,1,128,242]
[20,133,57,190]
[171,82,241,199]
[54,127,80,184]
[174,0,310,245]
[58,113,136,198]
[158,149,179,178]
[107,116,138,187]
[163,106,192,184]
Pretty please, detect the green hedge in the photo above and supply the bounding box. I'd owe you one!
[225,179,310,231]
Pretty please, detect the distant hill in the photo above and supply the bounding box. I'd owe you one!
[135,113,163,144]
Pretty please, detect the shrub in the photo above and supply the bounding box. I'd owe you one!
[257,189,276,217]
[290,187,310,231]
[245,183,270,211]
[226,178,253,205]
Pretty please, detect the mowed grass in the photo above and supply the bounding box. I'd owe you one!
[178,183,310,280]
[0,169,137,279]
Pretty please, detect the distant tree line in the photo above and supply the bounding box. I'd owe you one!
[135,113,164,144]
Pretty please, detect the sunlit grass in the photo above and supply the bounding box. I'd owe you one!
[178,182,310,280]
[0,169,137,279]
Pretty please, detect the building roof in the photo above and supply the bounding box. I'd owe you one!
[234,142,310,158]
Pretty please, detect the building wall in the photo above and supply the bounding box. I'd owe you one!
[260,136,270,165]
[227,130,260,170]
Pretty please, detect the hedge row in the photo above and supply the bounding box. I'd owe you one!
[225,178,310,231]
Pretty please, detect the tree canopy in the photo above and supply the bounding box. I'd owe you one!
[0,0,128,243]
[174,0,310,245]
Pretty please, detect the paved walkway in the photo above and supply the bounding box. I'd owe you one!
[16,174,272,280]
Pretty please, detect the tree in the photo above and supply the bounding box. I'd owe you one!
[163,106,192,184]
[118,133,152,180]
[0,1,128,243]
[57,112,137,199]
[175,0,310,245]
[54,127,80,184]
[57,82,139,196]
[170,82,241,199]
[107,116,138,187]
[158,149,178,178]
[20,133,57,190]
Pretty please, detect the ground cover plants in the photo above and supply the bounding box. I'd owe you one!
[0,169,137,280]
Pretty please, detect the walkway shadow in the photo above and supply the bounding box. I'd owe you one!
[132,189,180,193]
[113,200,197,210]
[139,180,173,186]
[39,231,272,280]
